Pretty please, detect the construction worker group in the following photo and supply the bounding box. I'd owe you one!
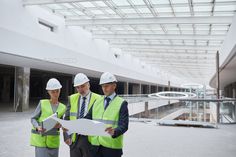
[30,72,129,157]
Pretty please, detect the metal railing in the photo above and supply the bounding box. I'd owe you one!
[121,94,236,126]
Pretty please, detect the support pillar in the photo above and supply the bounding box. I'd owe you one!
[216,51,220,123]
[139,84,142,94]
[203,85,207,122]
[14,67,30,112]
[124,82,129,95]
[168,81,171,105]
[144,101,149,118]
[148,85,151,94]
[233,83,236,121]
[168,81,171,91]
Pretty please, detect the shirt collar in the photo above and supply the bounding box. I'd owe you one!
[82,91,91,99]
[106,92,116,100]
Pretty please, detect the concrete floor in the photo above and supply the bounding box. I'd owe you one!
[0,110,236,157]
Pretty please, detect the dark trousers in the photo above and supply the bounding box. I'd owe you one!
[91,145,123,157]
[70,135,93,157]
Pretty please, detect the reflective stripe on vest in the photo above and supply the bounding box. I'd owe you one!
[31,129,60,136]
[69,92,100,143]
[30,99,66,148]
[93,119,118,126]
[70,112,77,117]
[90,96,124,149]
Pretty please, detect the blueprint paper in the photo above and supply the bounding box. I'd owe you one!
[51,117,110,137]
[42,113,58,132]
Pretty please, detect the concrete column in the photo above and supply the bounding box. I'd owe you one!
[1,75,11,102]
[203,85,207,122]
[196,88,199,121]
[233,86,236,98]
[155,85,158,93]
[235,99,236,121]
[124,82,129,95]
[234,83,236,121]
[14,67,30,112]
[131,83,141,94]
[203,103,206,122]
[148,85,151,94]
[189,88,192,120]
[141,84,143,94]
[139,84,142,94]
[168,81,171,91]
[144,101,149,117]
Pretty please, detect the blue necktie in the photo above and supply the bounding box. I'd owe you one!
[104,97,111,110]
[79,97,86,118]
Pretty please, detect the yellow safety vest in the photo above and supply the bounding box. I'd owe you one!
[90,96,124,149]
[69,92,100,143]
[30,99,66,148]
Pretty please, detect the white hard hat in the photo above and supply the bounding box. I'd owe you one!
[46,78,62,90]
[99,72,117,85]
[74,73,90,87]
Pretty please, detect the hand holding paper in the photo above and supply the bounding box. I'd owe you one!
[54,123,62,129]
[105,127,115,136]
[42,113,58,132]
[43,115,110,137]
[37,126,46,133]
[53,117,110,136]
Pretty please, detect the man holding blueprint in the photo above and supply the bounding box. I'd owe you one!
[63,73,100,157]
[85,72,129,157]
